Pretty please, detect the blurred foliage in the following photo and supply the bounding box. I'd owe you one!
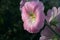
[0,0,60,40]
[50,18,59,26]
[40,0,60,15]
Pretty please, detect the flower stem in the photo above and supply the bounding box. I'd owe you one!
[46,20,60,37]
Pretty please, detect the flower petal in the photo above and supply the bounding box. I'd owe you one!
[39,36,48,40]
[52,7,57,18]
[41,26,54,38]
[20,0,39,10]
[46,9,52,22]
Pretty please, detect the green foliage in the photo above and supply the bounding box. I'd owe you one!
[50,18,59,26]
[52,35,60,40]
[0,0,60,40]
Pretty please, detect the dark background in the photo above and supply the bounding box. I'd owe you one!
[0,0,60,40]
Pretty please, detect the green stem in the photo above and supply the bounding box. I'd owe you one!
[46,20,60,37]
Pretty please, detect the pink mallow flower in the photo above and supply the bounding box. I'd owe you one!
[46,7,60,34]
[39,7,60,40]
[21,1,45,33]
[39,26,54,40]
[20,0,39,10]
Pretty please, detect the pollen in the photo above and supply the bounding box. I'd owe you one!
[29,12,36,24]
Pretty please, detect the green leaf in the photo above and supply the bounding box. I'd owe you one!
[50,18,59,26]
[52,35,59,40]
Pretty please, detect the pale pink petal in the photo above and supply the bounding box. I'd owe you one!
[21,6,29,22]
[52,7,57,17]
[39,36,48,40]
[41,26,54,38]
[24,1,44,12]
[39,36,53,40]
[58,7,60,14]
[20,0,39,10]
[46,9,52,22]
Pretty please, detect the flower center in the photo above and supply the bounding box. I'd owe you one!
[29,12,36,24]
